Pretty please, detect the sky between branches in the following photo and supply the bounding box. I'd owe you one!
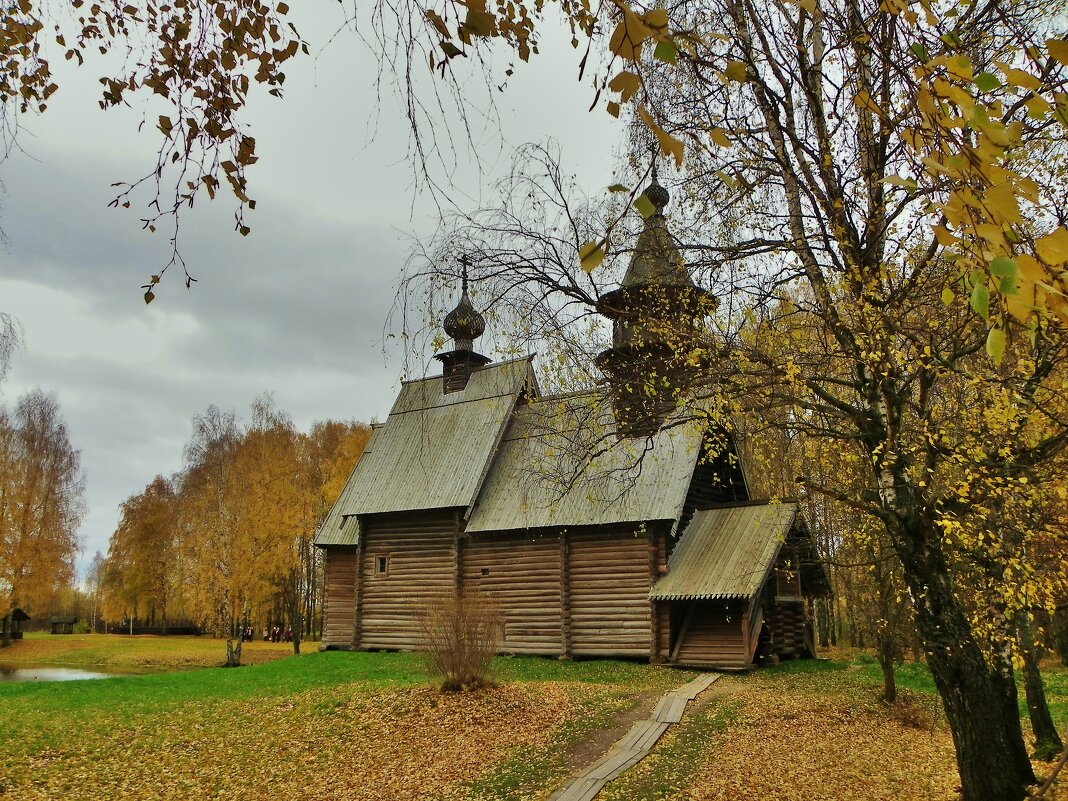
[0,4,620,576]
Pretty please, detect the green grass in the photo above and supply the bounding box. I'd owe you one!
[1,648,700,801]
[847,653,1068,728]
[491,654,694,687]
[0,650,429,714]
[1,649,695,719]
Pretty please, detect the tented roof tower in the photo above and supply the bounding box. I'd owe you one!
[595,175,715,436]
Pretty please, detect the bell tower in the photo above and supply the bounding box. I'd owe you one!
[595,174,715,436]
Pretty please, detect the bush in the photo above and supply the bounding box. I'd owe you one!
[419,590,503,692]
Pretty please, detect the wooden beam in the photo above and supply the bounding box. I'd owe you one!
[648,526,660,663]
[669,603,695,664]
[560,529,571,657]
[352,539,364,649]
[454,510,464,594]
[741,610,750,665]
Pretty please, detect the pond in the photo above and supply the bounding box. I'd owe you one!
[0,664,166,682]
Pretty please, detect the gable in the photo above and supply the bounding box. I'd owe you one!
[649,501,798,601]
[314,358,534,545]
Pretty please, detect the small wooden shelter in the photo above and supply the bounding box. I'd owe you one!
[315,178,828,669]
[6,608,30,641]
[49,615,78,635]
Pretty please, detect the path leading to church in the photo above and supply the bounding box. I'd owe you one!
[547,673,722,801]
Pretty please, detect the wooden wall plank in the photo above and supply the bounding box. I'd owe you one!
[569,528,651,657]
[673,600,748,669]
[359,511,456,650]
[322,547,358,648]
[464,531,563,655]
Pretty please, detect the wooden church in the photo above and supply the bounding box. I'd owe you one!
[315,178,826,669]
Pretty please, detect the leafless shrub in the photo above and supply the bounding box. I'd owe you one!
[419,590,503,692]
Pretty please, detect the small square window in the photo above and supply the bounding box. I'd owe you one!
[375,555,389,576]
[481,567,490,577]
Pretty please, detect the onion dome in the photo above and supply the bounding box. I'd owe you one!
[644,177,670,213]
[443,274,485,352]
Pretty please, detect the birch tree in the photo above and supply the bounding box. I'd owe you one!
[179,406,246,666]
[102,476,179,629]
[0,390,85,642]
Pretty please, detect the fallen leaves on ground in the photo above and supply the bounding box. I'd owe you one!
[2,633,293,669]
[660,668,961,801]
[1,681,592,801]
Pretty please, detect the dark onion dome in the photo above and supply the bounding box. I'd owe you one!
[443,284,485,349]
[644,178,670,213]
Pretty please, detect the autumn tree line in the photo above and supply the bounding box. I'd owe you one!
[96,397,370,666]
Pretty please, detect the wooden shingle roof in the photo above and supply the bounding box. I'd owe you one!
[464,393,705,533]
[314,357,534,545]
[649,501,797,601]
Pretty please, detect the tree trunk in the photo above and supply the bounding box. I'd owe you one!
[817,597,832,648]
[877,635,896,704]
[291,597,301,656]
[225,614,241,667]
[897,518,1035,801]
[1,614,10,648]
[1018,615,1063,761]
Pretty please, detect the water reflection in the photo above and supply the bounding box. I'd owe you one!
[0,665,123,682]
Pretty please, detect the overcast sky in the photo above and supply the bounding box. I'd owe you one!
[0,7,621,574]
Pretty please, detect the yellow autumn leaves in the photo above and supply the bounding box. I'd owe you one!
[872,34,1068,356]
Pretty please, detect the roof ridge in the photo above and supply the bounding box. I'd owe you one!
[398,354,535,386]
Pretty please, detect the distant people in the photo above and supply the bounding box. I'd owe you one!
[272,625,280,643]
[262,626,269,642]
[284,627,292,643]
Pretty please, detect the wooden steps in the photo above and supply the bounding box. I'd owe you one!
[547,673,721,801]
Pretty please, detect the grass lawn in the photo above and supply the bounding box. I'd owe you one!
[613,654,1068,801]
[844,649,1068,729]
[4,635,1068,801]
[0,636,691,801]
[2,632,294,669]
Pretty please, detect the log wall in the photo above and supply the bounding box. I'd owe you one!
[359,510,457,650]
[325,517,783,665]
[765,600,809,659]
[322,546,358,648]
[463,531,562,655]
[654,528,671,660]
[568,528,651,657]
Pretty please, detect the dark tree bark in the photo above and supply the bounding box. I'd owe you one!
[817,596,833,649]
[1,613,10,648]
[1018,615,1064,761]
[289,586,302,656]
[896,515,1036,801]
[224,613,242,667]
[877,636,897,705]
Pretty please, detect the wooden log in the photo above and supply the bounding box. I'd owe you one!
[353,538,364,648]
[561,529,571,657]
[648,527,660,662]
